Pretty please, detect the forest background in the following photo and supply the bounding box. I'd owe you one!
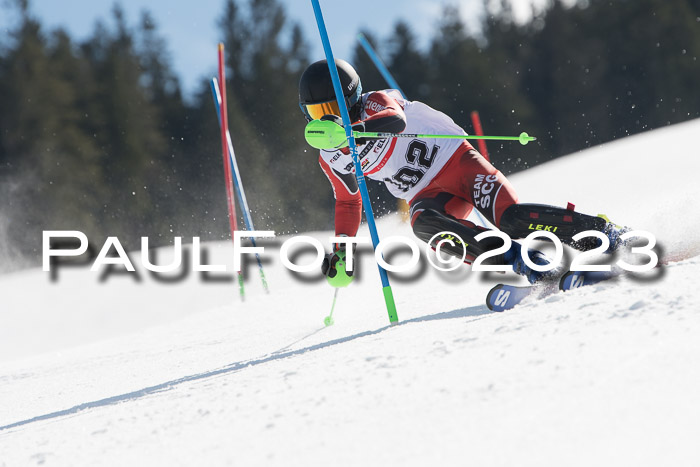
[1,0,699,272]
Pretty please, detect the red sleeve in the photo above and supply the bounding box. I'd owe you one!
[319,155,362,236]
[361,91,407,133]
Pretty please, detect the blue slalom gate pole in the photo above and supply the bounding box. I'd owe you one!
[357,33,492,229]
[309,0,398,323]
[357,33,406,99]
[210,78,270,293]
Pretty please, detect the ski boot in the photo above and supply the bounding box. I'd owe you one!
[598,214,631,253]
[503,241,562,285]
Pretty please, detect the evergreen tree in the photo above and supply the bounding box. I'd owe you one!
[217,0,326,234]
[79,5,173,244]
[385,21,431,102]
[427,5,538,173]
[517,0,700,156]
[2,0,700,273]
[351,30,386,94]
[0,6,106,269]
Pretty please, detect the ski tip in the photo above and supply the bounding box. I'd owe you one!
[485,285,503,312]
[559,272,571,291]
[486,283,534,312]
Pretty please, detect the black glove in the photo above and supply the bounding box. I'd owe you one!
[321,238,355,278]
[351,121,367,146]
[321,250,346,279]
[319,115,367,146]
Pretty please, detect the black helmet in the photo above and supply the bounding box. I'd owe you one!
[298,59,363,122]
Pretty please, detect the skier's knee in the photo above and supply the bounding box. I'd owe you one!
[412,208,505,260]
[412,209,471,259]
[412,209,447,242]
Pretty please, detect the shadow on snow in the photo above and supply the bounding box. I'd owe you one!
[0,303,492,433]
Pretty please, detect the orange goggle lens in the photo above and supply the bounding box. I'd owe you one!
[305,101,341,120]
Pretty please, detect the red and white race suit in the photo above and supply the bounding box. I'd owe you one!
[318,89,518,237]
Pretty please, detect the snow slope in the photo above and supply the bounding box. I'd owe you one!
[1,120,699,466]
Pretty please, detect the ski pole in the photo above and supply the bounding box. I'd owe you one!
[324,288,339,327]
[304,118,536,150]
[470,111,490,162]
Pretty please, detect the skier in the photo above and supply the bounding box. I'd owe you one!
[298,59,628,284]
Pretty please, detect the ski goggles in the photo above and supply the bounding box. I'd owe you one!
[299,81,363,121]
[300,100,341,121]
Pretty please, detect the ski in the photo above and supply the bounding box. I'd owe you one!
[558,270,619,290]
[485,270,622,312]
[485,284,536,312]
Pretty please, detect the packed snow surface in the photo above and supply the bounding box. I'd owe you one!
[1,119,700,466]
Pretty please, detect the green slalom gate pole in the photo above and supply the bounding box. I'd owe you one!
[310,0,399,324]
[304,118,536,151]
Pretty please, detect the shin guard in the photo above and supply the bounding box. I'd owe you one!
[499,203,607,251]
